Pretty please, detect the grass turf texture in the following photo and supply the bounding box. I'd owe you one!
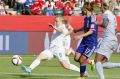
[0,54,120,79]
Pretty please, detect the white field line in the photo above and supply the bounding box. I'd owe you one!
[0,72,120,78]
[0,56,120,58]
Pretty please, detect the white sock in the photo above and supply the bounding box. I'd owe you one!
[95,62,105,79]
[65,56,70,64]
[103,62,120,68]
[69,64,80,72]
[29,59,41,70]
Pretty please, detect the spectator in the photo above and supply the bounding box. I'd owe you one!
[55,0,64,10]
[8,0,16,8]
[70,0,76,8]
[31,0,45,15]
[15,0,26,15]
[24,0,34,15]
[55,0,64,15]
[63,1,72,15]
[86,0,95,2]
[0,1,8,15]
[103,0,109,3]
[78,0,84,8]
[95,0,103,8]
[25,0,34,7]
[73,3,81,16]
[45,0,55,16]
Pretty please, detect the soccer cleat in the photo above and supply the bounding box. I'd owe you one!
[83,71,89,77]
[80,71,88,77]
[90,60,95,71]
[21,65,31,74]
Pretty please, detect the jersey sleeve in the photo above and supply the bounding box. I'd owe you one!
[102,14,109,23]
[90,24,96,31]
[90,15,97,31]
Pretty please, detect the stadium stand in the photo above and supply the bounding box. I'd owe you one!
[0,0,120,16]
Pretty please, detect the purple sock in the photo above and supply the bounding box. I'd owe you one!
[80,64,86,77]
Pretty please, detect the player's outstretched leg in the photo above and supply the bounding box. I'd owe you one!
[95,62,104,79]
[95,53,106,79]
[60,59,80,72]
[21,65,31,74]
[103,62,120,68]
[21,49,52,74]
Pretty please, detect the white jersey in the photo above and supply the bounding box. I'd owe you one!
[64,25,71,42]
[50,24,68,47]
[102,10,117,42]
[96,10,118,60]
[63,25,71,49]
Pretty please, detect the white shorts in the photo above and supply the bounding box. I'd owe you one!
[41,45,66,61]
[96,39,118,60]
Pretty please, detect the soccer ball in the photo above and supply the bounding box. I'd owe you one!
[12,55,22,66]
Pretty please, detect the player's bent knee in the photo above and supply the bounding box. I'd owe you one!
[74,54,81,62]
[80,59,86,64]
[37,52,49,61]
[80,56,87,64]
[95,53,105,63]
[74,58,79,62]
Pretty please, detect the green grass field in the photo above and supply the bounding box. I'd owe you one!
[0,54,120,79]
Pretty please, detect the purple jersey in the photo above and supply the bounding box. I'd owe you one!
[81,15,98,46]
[76,15,98,57]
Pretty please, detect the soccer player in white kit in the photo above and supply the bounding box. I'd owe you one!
[95,3,119,79]
[21,16,81,73]
[62,19,75,56]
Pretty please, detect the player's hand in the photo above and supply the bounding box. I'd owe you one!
[48,23,54,28]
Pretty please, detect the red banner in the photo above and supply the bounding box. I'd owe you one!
[0,16,119,31]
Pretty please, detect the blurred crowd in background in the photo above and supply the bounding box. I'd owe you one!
[0,0,120,16]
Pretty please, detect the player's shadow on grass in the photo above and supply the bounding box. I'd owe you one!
[11,74,49,79]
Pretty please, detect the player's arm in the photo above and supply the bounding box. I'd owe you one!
[95,21,108,28]
[66,24,74,35]
[81,30,93,37]
[73,27,84,33]
[74,30,93,40]
[48,23,63,32]
[95,15,109,28]
[74,24,95,40]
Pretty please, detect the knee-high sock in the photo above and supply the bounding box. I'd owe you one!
[65,56,70,64]
[69,64,80,72]
[29,59,41,70]
[80,64,86,77]
[95,62,104,79]
[103,62,120,68]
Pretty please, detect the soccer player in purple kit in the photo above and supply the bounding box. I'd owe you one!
[74,2,98,79]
